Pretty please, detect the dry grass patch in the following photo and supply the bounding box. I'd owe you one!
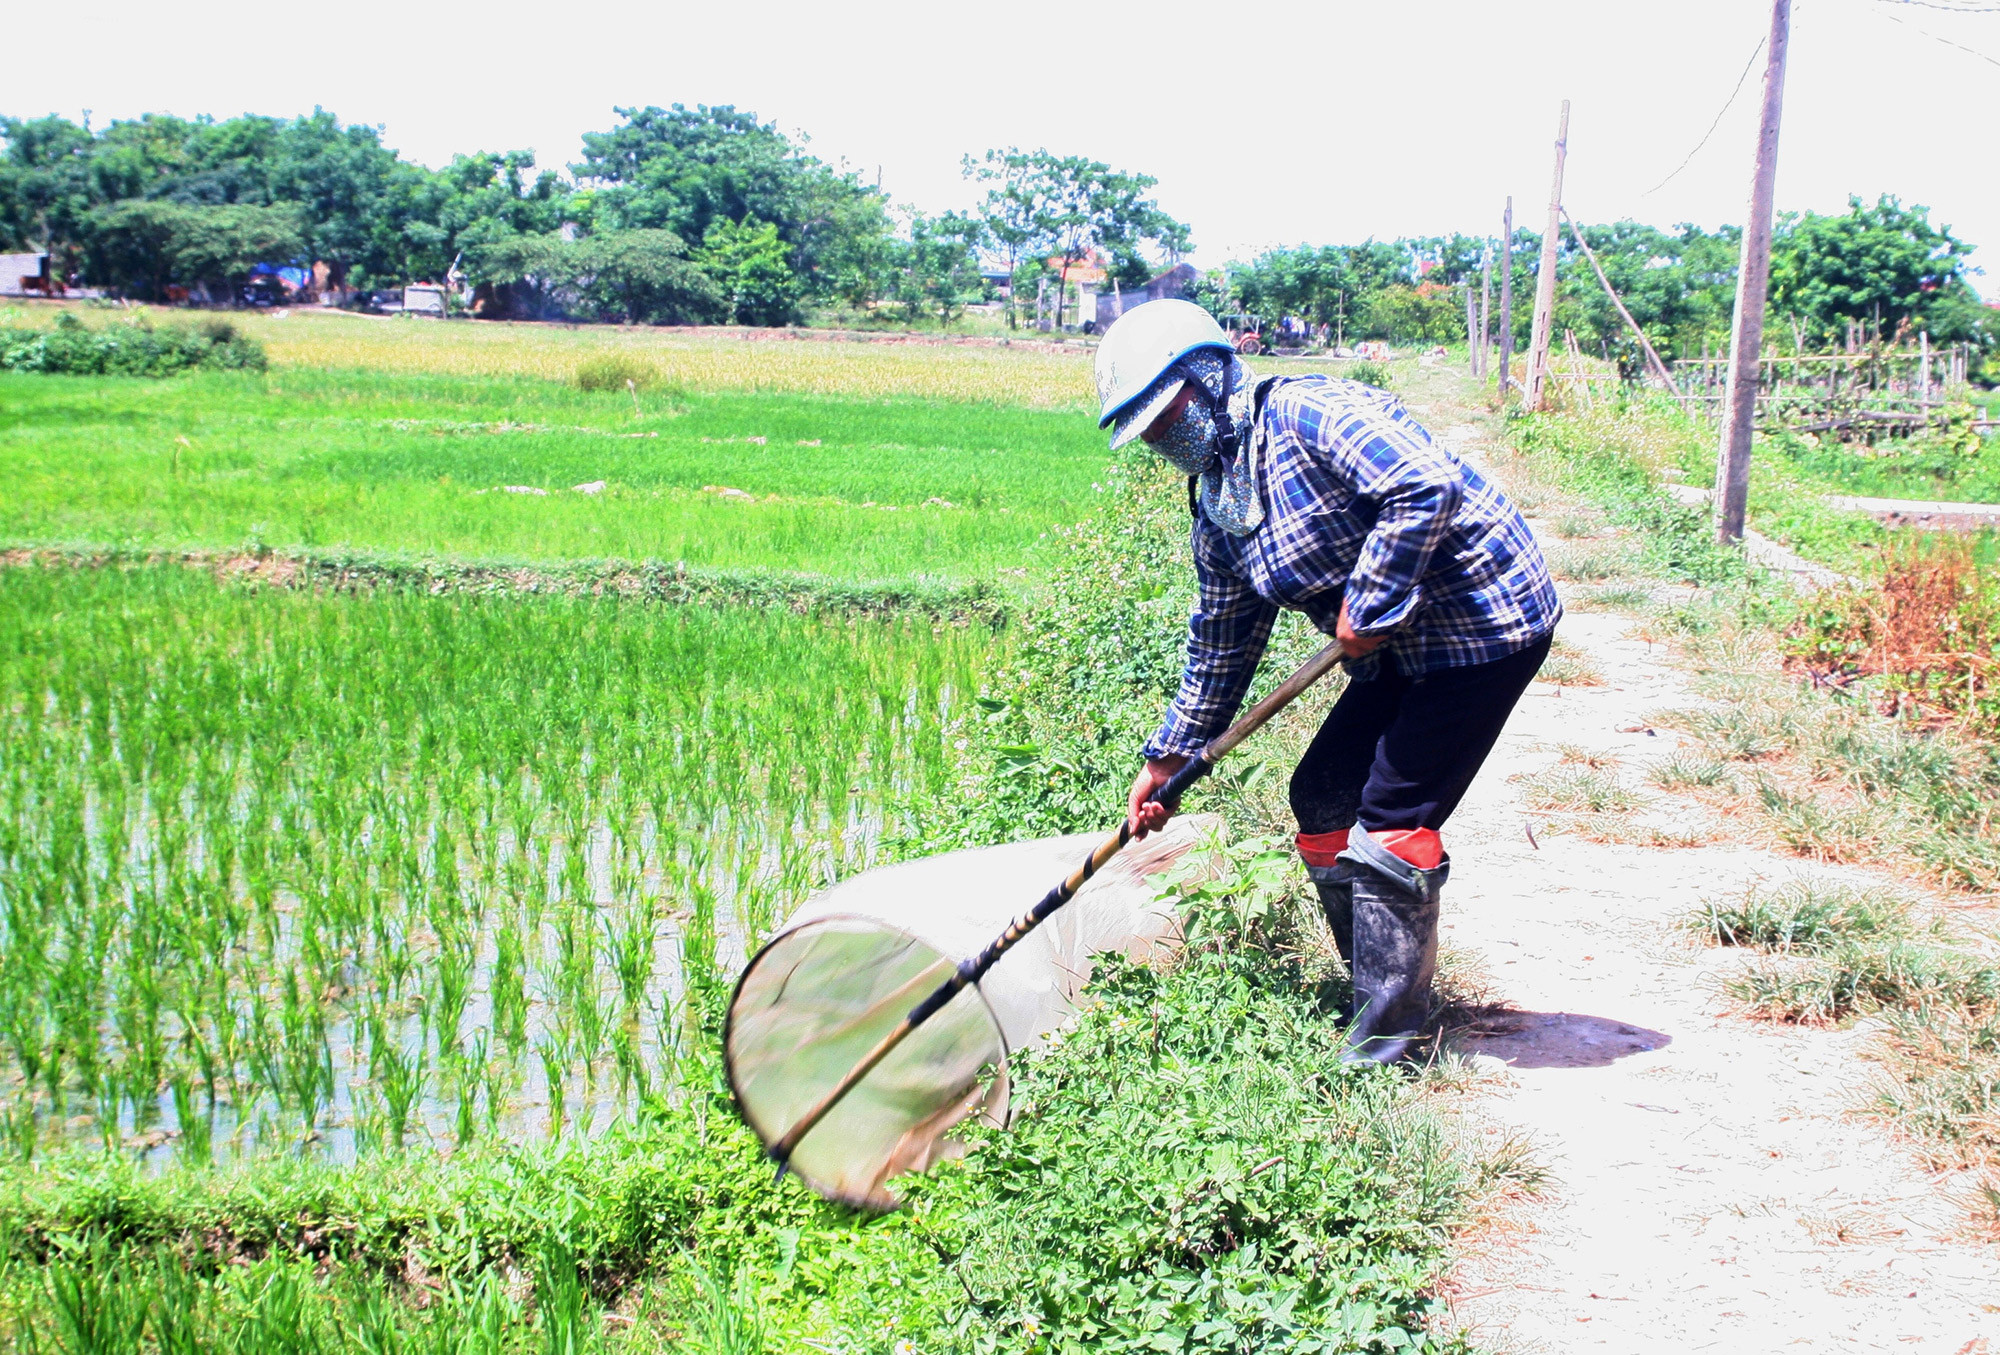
[1537,636,1604,687]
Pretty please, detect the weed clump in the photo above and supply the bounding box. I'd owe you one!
[575,354,660,392]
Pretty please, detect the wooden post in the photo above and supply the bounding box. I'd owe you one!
[1562,209,1683,404]
[1525,101,1570,412]
[1465,284,1479,376]
[1498,199,1515,398]
[1715,0,1791,544]
[1919,330,1930,403]
[1478,244,1492,380]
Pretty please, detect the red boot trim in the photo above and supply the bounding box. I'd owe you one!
[1295,829,1351,868]
[1371,827,1444,870]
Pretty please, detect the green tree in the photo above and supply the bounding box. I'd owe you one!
[697,217,801,326]
[84,200,303,299]
[473,228,721,324]
[571,104,891,307]
[966,148,1189,327]
[893,210,987,324]
[1771,194,1985,346]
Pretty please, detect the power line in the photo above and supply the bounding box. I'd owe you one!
[1877,0,2000,13]
[1875,4,2000,65]
[1640,35,1767,197]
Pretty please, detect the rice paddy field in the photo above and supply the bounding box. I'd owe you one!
[0,311,1477,1354]
[0,357,1111,586]
[0,566,989,1165]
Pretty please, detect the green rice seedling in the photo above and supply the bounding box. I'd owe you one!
[1686,877,1915,952]
[47,1250,148,1355]
[0,362,1106,585]
[374,1032,424,1151]
[539,1039,569,1141]
[533,1241,596,1355]
[491,929,530,1058]
[170,1076,212,1166]
[432,940,474,1057]
[5,1093,35,1162]
[605,898,657,1017]
[685,1257,769,1355]
[453,1041,482,1149]
[0,566,990,1160]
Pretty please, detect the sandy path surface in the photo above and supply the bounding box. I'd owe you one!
[1394,378,2000,1353]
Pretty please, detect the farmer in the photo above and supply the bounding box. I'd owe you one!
[1098,299,1560,1065]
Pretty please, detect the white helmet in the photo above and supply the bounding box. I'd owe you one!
[1094,299,1232,450]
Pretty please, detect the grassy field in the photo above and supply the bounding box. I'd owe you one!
[2,303,1100,405]
[0,359,1112,584]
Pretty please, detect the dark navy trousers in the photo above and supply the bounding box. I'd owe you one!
[1288,632,1553,837]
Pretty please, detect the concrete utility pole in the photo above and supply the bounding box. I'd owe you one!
[1716,0,1792,543]
[1478,244,1492,380]
[1498,199,1515,399]
[1525,100,1570,413]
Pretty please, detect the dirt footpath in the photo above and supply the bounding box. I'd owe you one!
[1390,375,2000,1353]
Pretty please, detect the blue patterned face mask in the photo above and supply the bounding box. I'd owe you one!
[1151,394,1221,476]
[1146,352,1264,536]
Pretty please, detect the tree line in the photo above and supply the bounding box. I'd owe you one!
[1,106,1986,355]
[1222,197,1990,364]
[0,107,1188,327]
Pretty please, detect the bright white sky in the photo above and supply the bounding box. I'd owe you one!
[23,0,2000,295]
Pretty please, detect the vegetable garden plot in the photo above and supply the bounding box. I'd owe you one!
[0,566,991,1164]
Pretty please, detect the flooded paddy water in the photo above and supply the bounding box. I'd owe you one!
[0,564,995,1167]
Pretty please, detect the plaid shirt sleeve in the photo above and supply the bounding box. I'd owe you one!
[1321,410,1464,635]
[1142,525,1280,759]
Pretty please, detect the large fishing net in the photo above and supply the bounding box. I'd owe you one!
[726,815,1221,1208]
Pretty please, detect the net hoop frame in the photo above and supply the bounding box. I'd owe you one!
[723,910,1015,1208]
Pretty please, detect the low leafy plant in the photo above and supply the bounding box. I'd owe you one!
[0,312,266,376]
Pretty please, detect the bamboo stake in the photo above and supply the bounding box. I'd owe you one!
[1560,209,1684,405]
[1499,200,1515,399]
[1465,285,1479,377]
[1478,244,1493,381]
[1526,100,1570,413]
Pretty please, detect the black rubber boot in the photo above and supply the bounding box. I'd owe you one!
[1305,861,1358,965]
[1336,827,1447,1067]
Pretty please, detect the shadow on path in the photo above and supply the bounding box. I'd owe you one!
[1452,1011,1672,1069]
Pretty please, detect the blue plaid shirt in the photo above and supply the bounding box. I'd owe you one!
[1145,375,1561,759]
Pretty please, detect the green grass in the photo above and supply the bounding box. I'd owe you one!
[0,366,1111,584]
[0,846,1477,1355]
[0,564,992,1165]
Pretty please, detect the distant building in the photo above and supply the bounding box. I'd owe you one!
[1095,263,1197,331]
[0,253,52,295]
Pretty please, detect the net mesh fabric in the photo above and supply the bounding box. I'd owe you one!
[726,815,1220,1208]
